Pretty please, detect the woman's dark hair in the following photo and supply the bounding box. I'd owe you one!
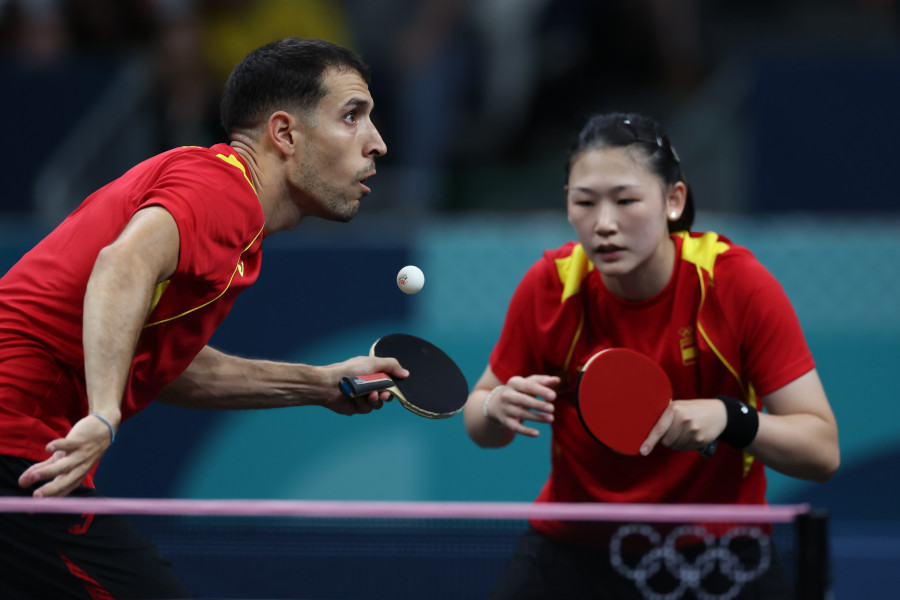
[220,37,371,136]
[565,112,694,232]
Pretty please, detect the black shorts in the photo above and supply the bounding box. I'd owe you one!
[489,526,794,600]
[0,455,190,599]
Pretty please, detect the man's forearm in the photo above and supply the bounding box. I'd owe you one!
[82,207,181,428]
[82,247,159,429]
[156,346,327,409]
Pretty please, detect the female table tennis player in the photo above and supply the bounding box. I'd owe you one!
[463,112,839,599]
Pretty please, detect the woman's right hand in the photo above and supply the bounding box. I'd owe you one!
[481,374,560,437]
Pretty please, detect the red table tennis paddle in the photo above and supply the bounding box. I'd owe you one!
[339,333,468,419]
[576,348,716,457]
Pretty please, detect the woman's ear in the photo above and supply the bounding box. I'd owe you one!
[666,181,687,221]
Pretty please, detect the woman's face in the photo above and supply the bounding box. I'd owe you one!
[566,146,686,300]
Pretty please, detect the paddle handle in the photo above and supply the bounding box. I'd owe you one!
[339,373,393,398]
[698,441,717,458]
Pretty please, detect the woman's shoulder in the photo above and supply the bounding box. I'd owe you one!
[679,231,783,298]
[536,241,594,284]
[513,241,592,298]
[678,230,761,271]
[540,240,582,261]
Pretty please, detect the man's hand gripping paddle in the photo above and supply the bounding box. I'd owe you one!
[340,333,468,419]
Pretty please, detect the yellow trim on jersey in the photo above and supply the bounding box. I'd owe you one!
[148,280,170,316]
[694,262,744,395]
[679,230,730,279]
[563,311,585,373]
[743,385,760,476]
[555,243,594,303]
[679,231,758,477]
[554,244,592,374]
[681,231,745,390]
[216,152,256,193]
[144,224,265,328]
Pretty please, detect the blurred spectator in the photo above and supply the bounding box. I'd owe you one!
[467,0,710,163]
[2,0,894,218]
[0,0,70,67]
[146,0,358,151]
[344,0,477,213]
[148,11,220,150]
[0,0,134,215]
[62,0,156,54]
[196,0,355,85]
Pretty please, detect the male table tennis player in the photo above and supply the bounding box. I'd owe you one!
[0,37,406,598]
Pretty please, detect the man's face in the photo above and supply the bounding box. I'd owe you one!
[291,68,387,221]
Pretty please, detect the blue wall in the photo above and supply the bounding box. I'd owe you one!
[3,213,898,597]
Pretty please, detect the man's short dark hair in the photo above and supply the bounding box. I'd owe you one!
[220,37,371,136]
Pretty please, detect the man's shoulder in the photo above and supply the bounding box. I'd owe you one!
[146,144,256,198]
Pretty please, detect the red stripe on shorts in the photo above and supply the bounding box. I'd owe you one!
[58,552,116,600]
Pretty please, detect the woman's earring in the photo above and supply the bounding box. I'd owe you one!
[670,212,678,219]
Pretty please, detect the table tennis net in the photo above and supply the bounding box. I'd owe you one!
[0,498,829,600]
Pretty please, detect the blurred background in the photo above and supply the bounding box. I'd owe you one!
[1,0,898,596]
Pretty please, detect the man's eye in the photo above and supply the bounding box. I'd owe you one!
[618,198,637,205]
[344,112,357,124]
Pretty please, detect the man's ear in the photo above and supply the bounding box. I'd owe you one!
[266,111,298,157]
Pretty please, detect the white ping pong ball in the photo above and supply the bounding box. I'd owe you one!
[397,265,425,294]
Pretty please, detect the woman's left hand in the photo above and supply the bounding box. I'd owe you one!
[639,398,727,455]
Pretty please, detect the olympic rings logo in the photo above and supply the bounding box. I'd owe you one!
[609,524,772,600]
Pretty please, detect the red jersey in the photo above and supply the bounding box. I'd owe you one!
[489,232,815,544]
[0,144,265,476]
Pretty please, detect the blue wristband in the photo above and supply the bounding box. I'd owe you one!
[90,413,116,443]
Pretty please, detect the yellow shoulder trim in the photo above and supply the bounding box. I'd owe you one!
[555,244,594,303]
[678,231,730,279]
[216,152,256,193]
[144,224,265,328]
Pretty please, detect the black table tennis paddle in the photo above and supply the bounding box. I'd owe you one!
[339,333,468,419]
